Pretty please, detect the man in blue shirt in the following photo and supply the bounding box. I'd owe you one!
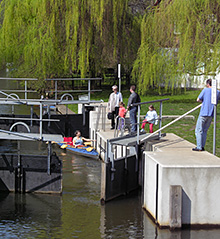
[193,79,219,151]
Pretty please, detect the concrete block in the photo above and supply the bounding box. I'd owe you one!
[143,133,220,228]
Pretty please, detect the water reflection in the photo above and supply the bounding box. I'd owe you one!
[60,152,102,238]
[0,140,48,155]
[100,188,220,239]
[0,130,220,238]
[0,193,62,238]
[100,193,144,238]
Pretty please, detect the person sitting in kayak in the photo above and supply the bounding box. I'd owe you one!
[72,130,93,148]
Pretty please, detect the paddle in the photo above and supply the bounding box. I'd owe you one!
[49,140,94,152]
[61,144,94,152]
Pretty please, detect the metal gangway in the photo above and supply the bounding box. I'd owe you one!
[0,77,103,138]
[105,99,202,172]
[101,100,204,202]
[0,77,103,174]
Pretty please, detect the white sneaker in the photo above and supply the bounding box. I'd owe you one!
[140,129,145,133]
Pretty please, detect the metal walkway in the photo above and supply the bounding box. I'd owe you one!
[0,132,63,142]
[109,132,163,147]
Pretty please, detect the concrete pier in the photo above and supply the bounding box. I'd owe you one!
[143,133,220,229]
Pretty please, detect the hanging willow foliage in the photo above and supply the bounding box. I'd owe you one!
[0,0,141,91]
[132,0,220,94]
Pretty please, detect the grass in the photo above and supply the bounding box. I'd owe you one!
[70,88,220,157]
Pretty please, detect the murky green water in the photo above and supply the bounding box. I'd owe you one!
[0,143,220,239]
[0,71,220,238]
[0,143,144,239]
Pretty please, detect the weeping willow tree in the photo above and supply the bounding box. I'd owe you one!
[0,0,141,91]
[132,0,220,94]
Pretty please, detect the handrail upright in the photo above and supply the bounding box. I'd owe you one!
[140,104,202,143]
[131,98,169,143]
[159,101,163,138]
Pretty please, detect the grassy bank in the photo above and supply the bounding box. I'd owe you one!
[70,89,220,157]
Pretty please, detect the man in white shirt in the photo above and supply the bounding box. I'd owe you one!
[108,85,123,129]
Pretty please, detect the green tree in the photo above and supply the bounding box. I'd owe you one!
[132,0,220,94]
[0,0,142,91]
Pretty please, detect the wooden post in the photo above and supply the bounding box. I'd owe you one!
[170,185,182,230]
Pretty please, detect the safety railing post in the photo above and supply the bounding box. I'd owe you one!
[30,105,33,127]
[213,104,217,155]
[55,80,58,100]
[25,80,27,99]
[137,104,140,144]
[103,105,106,132]
[101,104,104,131]
[159,101,163,138]
[40,103,43,139]
[47,141,51,175]
[66,96,68,114]
[88,79,91,101]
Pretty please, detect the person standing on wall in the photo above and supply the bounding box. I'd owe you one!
[193,79,220,151]
[126,85,141,132]
[108,85,123,130]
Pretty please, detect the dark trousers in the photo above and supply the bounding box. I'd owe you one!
[130,107,137,132]
[111,107,119,128]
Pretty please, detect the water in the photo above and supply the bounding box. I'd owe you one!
[0,143,144,239]
[0,72,220,238]
[1,143,220,239]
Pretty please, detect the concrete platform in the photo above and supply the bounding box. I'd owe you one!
[96,130,129,161]
[143,133,220,228]
[97,130,115,141]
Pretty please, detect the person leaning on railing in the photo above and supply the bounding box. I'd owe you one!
[192,79,220,152]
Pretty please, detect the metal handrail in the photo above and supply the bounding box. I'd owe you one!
[45,78,102,81]
[140,104,202,143]
[2,90,37,93]
[44,78,102,100]
[0,128,40,141]
[132,98,170,106]
[60,93,74,101]
[46,89,102,93]
[93,102,106,132]
[0,90,19,100]
[0,77,38,81]
[0,78,38,99]
[0,117,59,122]
[10,122,31,133]
[130,98,170,144]
[114,116,127,137]
[7,93,20,100]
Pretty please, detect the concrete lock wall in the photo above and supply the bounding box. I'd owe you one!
[143,133,220,228]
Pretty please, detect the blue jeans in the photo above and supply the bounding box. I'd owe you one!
[130,107,137,132]
[118,118,125,130]
[195,116,213,150]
